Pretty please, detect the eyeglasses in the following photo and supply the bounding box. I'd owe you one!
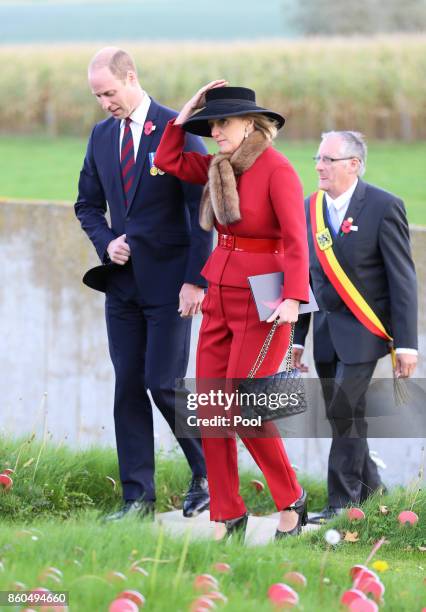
[313,155,359,165]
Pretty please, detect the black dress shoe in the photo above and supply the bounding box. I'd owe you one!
[307,506,344,524]
[104,499,155,522]
[183,476,210,518]
[224,513,248,541]
[275,488,308,540]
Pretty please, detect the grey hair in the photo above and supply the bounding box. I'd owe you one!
[321,130,367,176]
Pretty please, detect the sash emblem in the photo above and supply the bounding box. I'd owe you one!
[316,228,333,251]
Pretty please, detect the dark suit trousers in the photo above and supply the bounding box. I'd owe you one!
[105,292,206,501]
[316,359,382,508]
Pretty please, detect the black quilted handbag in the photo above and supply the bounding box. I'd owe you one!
[239,321,307,421]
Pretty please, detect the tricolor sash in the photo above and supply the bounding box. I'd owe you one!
[310,190,393,345]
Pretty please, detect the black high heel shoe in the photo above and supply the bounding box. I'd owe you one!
[275,489,308,540]
[224,513,248,541]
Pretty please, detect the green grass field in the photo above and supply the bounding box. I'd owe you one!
[1,136,424,225]
[0,437,425,611]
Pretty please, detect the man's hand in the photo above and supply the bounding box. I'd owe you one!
[394,353,417,378]
[291,347,309,373]
[107,234,130,265]
[178,283,205,318]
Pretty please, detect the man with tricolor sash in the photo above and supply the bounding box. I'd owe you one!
[293,131,418,522]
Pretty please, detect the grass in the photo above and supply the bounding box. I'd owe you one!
[0,516,424,611]
[0,435,327,520]
[0,136,424,225]
[0,437,425,611]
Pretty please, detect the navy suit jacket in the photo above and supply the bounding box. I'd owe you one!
[294,180,418,364]
[75,98,212,305]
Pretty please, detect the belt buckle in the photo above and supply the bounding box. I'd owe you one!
[220,234,235,250]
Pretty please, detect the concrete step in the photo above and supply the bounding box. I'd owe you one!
[155,510,320,546]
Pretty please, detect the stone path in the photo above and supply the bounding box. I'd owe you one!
[155,510,320,546]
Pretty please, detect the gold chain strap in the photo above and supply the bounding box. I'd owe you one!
[247,321,295,379]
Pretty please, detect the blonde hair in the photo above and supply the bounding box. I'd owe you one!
[243,113,279,141]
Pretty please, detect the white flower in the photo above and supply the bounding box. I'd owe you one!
[324,529,341,546]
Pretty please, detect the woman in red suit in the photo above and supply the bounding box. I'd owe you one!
[155,81,309,541]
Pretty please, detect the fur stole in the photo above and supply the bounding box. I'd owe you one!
[199,130,269,231]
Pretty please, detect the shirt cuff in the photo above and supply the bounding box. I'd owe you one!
[292,344,305,350]
[395,348,418,355]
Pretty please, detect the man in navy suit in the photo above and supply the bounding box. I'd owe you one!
[293,131,418,521]
[75,47,212,520]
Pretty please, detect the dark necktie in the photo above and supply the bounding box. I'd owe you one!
[121,117,135,207]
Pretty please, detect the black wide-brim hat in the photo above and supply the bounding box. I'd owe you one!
[182,87,285,137]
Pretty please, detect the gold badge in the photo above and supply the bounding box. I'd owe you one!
[316,228,333,251]
[150,166,158,176]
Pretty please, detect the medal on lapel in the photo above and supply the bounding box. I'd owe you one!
[316,227,333,251]
[149,151,164,176]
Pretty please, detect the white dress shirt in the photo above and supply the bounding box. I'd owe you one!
[119,92,151,159]
[325,179,358,227]
[294,179,417,355]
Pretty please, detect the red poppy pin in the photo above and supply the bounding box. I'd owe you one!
[144,121,156,135]
[340,216,358,235]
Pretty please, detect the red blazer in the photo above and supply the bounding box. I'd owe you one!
[155,120,309,303]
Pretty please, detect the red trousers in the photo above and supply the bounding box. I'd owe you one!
[196,283,302,521]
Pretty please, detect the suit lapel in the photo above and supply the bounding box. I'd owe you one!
[338,179,366,240]
[125,100,161,215]
[111,120,126,212]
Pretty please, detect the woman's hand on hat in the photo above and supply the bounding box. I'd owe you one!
[267,299,299,325]
[175,79,228,125]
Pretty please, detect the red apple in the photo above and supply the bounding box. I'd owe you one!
[106,571,127,583]
[42,572,61,584]
[353,568,380,591]
[356,578,385,603]
[350,565,377,582]
[109,598,138,612]
[0,474,13,490]
[250,479,265,492]
[130,565,149,576]
[398,510,419,526]
[193,574,219,592]
[283,572,307,588]
[347,508,365,521]
[267,583,299,607]
[11,581,26,590]
[189,597,216,611]
[348,598,378,612]
[116,590,145,607]
[212,562,231,573]
[205,591,227,603]
[31,588,50,596]
[340,589,367,607]
[45,566,63,578]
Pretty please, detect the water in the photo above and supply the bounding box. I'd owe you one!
[0,200,424,486]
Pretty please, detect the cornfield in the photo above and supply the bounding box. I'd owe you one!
[1,35,425,139]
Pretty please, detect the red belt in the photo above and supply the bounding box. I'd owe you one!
[218,233,284,254]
